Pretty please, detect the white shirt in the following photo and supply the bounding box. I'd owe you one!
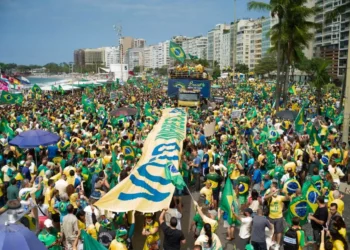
[239,217,253,239]
[84,205,105,228]
[37,204,49,217]
[281,173,290,185]
[55,179,68,196]
[165,208,182,230]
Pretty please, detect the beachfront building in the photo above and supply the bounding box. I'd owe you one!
[126,48,144,71]
[261,17,278,57]
[74,49,85,66]
[220,30,232,69]
[313,0,347,78]
[207,24,231,67]
[104,47,120,67]
[181,36,208,60]
[84,48,106,66]
[133,39,146,48]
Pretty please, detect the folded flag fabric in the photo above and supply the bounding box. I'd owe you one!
[164,161,186,190]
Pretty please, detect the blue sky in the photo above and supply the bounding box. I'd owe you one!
[0,0,268,65]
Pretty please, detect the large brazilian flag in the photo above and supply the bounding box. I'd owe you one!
[286,196,309,226]
[169,41,186,64]
[302,180,321,213]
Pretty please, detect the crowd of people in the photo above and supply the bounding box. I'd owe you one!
[0,79,349,250]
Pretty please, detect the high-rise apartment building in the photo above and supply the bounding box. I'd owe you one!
[104,47,120,67]
[84,48,106,65]
[171,36,191,47]
[182,36,208,59]
[221,31,232,69]
[314,0,348,77]
[207,24,231,67]
[133,39,146,48]
[261,17,278,57]
[127,48,144,70]
[74,49,85,66]
[120,37,134,63]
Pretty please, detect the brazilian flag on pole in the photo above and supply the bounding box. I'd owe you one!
[84,102,96,113]
[31,84,42,94]
[188,54,198,60]
[288,84,297,95]
[120,139,135,160]
[294,106,305,134]
[0,92,23,105]
[165,161,186,190]
[310,126,322,153]
[220,178,238,225]
[285,196,309,226]
[169,41,186,63]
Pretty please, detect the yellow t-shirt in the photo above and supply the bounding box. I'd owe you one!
[320,125,328,136]
[87,224,98,240]
[342,150,348,166]
[44,187,53,205]
[143,221,160,250]
[49,198,57,214]
[331,198,344,216]
[78,220,86,230]
[229,165,240,180]
[0,179,3,197]
[70,193,79,209]
[269,195,287,219]
[200,187,213,204]
[201,215,218,233]
[284,162,296,173]
[109,240,127,250]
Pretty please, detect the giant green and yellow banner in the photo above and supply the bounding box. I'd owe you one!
[95,108,187,213]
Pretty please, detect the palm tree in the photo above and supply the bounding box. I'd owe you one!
[309,58,331,114]
[248,0,286,111]
[248,0,317,108]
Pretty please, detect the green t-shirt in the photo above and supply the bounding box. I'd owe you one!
[38,229,61,250]
[38,165,48,176]
[205,173,221,191]
[60,159,67,170]
[7,184,19,200]
[193,213,204,230]
[181,162,189,178]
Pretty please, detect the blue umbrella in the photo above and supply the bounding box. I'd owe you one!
[9,130,60,148]
[0,224,46,250]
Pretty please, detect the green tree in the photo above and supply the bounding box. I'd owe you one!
[249,0,317,108]
[133,66,140,73]
[254,53,277,77]
[212,61,221,79]
[307,58,331,114]
[248,0,286,111]
[235,63,249,74]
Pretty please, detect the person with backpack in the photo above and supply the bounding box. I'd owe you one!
[283,217,307,250]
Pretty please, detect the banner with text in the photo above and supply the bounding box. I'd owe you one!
[95,108,187,213]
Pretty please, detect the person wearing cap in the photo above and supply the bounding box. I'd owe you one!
[109,228,128,250]
[232,208,253,249]
[38,219,62,250]
[200,181,213,207]
[142,213,160,250]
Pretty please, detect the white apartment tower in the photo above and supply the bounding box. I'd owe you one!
[104,47,120,67]
[182,36,208,59]
[207,24,231,67]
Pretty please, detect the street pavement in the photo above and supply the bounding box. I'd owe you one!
[131,183,350,250]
